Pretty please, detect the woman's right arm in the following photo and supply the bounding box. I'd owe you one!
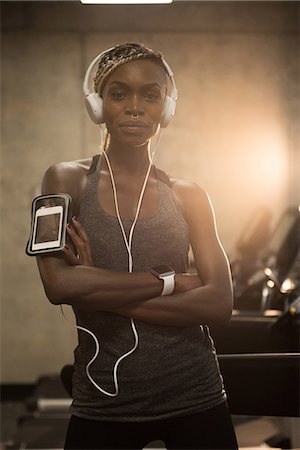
[36,162,200,311]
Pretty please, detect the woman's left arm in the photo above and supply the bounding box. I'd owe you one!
[116,180,233,327]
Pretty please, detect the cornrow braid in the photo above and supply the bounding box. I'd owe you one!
[93,42,164,96]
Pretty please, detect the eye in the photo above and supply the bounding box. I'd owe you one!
[144,91,161,102]
[110,91,126,100]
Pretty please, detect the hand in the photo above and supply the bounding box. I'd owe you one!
[174,273,203,293]
[63,217,94,267]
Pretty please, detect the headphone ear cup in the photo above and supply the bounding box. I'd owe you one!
[85,93,104,124]
[160,96,176,128]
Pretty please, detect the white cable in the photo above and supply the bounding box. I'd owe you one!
[102,148,153,272]
[75,142,156,397]
[81,323,139,397]
[62,131,162,397]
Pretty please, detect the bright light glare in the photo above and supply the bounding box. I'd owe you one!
[80,0,173,3]
[264,268,272,277]
[280,278,296,294]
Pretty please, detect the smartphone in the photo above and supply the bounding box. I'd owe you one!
[26,193,72,256]
[32,205,64,251]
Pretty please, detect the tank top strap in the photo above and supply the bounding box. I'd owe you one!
[154,166,172,187]
[87,154,101,176]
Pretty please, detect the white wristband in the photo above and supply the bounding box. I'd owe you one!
[150,265,176,296]
[161,273,175,296]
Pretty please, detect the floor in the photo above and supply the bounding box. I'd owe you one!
[1,401,300,450]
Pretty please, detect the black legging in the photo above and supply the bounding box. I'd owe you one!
[64,402,238,450]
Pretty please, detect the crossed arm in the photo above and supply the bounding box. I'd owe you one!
[114,182,233,327]
[36,162,233,327]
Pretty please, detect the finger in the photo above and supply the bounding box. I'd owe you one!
[63,245,81,266]
[72,217,91,243]
[71,218,93,265]
[66,225,86,258]
[66,223,83,247]
[67,223,92,266]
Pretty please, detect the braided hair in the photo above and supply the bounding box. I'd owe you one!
[94,42,165,96]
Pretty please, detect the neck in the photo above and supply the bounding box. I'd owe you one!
[104,140,152,176]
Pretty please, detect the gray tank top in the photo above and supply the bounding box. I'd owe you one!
[71,154,226,422]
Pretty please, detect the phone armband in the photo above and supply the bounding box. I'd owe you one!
[26,193,72,256]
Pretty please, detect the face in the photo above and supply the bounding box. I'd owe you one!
[101,59,167,148]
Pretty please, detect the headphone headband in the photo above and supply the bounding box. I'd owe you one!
[83,47,115,97]
[83,46,177,127]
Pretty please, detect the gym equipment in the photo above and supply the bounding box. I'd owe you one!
[234,206,300,312]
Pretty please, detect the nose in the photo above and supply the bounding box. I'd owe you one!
[125,94,144,117]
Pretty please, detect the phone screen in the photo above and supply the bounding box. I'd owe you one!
[35,213,61,244]
[32,206,63,250]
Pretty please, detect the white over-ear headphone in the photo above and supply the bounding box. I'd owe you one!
[83,47,178,128]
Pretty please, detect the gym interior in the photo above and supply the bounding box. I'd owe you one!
[1,1,299,449]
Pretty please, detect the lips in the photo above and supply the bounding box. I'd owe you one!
[119,120,149,132]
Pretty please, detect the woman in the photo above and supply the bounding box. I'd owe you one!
[37,42,238,450]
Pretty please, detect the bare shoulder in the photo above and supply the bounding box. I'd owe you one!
[168,175,217,234]
[169,176,211,213]
[42,158,92,192]
[44,157,92,180]
[41,158,93,214]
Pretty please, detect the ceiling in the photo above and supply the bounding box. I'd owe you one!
[1,1,299,33]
